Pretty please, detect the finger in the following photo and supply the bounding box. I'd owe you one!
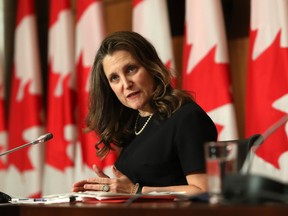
[112,165,123,178]
[73,180,88,187]
[84,183,109,192]
[72,186,85,192]
[86,177,111,184]
[93,164,109,178]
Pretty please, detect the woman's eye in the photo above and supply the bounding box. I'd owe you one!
[127,65,137,73]
[110,74,119,82]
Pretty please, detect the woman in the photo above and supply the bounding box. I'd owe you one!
[72,31,217,195]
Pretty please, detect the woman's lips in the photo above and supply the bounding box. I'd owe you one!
[127,91,140,99]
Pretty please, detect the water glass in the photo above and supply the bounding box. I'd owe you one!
[205,141,238,204]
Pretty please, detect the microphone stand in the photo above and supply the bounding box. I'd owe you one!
[0,133,53,203]
[0,133,53,157]
[245,114,288,173]
[1,141,38,157]
[223,115,288,204]
[222,115,288,204]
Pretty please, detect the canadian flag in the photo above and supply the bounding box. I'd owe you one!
[6,0,44,197]
[246,0,288,182]
[132,0,177,86]
[75,0,117,179]
[0,52,7,189]
[182,0,238,141]
[43,0,77,195]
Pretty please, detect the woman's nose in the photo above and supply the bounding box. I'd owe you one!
[122,77,132,88]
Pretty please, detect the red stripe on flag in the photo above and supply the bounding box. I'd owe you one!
[49,0,70,26]
[16,0,35,25]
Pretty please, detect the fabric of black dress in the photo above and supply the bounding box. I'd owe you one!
[115,101,218,187]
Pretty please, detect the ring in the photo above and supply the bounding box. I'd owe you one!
[102,184,110,192]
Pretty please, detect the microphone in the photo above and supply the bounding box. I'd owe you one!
[0,133,53,157]
[0,133,53,203]
[223,114,288,204]
[244,114,288,173]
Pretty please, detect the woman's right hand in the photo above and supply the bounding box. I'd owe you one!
[72,165,135,194]
[72,164,109,192]
[92,164,110,178]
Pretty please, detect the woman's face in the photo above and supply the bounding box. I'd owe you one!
[103,50,155,116]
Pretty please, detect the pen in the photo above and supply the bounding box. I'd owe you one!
[41,196,78,204]
[11,195,78,204]
[33,198,47,202]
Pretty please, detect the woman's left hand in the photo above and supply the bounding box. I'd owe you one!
[72,165,135,194]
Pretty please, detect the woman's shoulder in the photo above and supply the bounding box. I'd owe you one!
[174,100,207,117]
[171,101,217,138]
[170,100,215,125]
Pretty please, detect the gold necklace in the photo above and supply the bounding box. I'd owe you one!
[134,114,153,135]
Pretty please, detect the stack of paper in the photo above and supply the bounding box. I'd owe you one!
[9,191,188,204]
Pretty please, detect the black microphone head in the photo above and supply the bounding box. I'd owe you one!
[43,133,53,142]
[32,133,54,144]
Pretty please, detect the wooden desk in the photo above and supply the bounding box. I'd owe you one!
[1,201,288,216]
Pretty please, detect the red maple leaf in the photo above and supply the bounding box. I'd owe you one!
[8,72,43,173]
[45,66,76,171]
[182,27,233,141]
[182,35,232,112]
[246,30,288,169]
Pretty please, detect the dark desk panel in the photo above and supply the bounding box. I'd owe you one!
[1,201,288,216]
